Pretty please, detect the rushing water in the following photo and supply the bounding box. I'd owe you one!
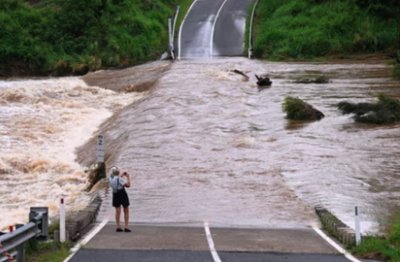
[0,77,144,230]
[83,58,399,233]
[1,58,399,233]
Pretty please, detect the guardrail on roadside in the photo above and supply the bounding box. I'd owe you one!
[168,5,180,60]
[248,0,260,59]
[0,207,48,262]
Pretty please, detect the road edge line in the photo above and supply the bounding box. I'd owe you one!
[177,0,200,59]
[312,226,362,262]
[204,221,222,262]
[63,219,108,262]
[210,0,229,58]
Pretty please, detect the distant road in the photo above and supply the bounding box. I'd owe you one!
[178,0,253,58]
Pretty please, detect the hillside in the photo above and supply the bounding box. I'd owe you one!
[253,0,400,60]
[0,0,188,76]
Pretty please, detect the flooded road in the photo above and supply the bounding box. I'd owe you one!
[83,58,400,232]
[1,57,399,233]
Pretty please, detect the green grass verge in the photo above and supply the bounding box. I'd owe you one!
[253,0,399,60]
[0,0,189,77]
[352,214,400,262]
[26,241,70,262]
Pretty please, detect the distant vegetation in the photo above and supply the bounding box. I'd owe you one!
[0,0,190,76]
[253,0,400,60]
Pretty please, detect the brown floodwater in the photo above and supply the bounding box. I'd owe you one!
[81,58,400,232]
[1,58,399,233]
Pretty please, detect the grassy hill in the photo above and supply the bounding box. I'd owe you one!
[0,0,190,76]
[253,0,400,60]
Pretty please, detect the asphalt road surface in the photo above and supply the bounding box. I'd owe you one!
[68,223,356,262]
[179,0,253,58]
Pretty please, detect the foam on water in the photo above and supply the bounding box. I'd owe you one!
[0,77,143,229]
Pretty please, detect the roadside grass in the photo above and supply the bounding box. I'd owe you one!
[352,214,400,262]
[26,241,70,262]
[0,0,185,76]
[253,0,398,60]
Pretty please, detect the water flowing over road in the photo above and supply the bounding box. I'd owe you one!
[79,58,400,232]
[1,58,399,232]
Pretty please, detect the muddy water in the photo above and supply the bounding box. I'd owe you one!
[0,77,144,229]
[86,58,400,232]
[1,58,399,233]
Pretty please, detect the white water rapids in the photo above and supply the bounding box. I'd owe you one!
[0,77,144,229]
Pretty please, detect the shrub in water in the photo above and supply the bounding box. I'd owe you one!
[338,94,400,124]
[282,96,325,121]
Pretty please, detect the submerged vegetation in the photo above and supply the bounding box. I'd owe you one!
[253,0,400,60]
[338,94,400,124]
[0,0,191,76]
[282,96,325,121]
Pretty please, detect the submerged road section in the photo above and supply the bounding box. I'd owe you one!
[179,0,253,58]
[68,222,354,262]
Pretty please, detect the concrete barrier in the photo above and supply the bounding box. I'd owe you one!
[315,206,357,247]
[64,196,102,241]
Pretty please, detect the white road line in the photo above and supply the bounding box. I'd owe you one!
[63,219,108,262]
[204,221,222,262]
[177,0,200,59]
[312,226,362,262]
[210,0,229,58]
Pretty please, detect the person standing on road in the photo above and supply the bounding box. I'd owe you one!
[109,166,131,232]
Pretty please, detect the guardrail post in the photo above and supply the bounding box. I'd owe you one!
[60,198,66,243]
[15,224,24,262]
[168,18,175,60]
[354,206,361,245]
[248,0,260,59]
[29,207,48,240]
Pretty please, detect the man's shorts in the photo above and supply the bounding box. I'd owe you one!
[112,188,130,208]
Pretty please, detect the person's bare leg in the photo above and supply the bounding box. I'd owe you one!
[115,207,121,229]
[124,207,129,229]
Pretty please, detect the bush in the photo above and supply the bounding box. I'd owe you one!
[338,94,400,124]
[282,96,325,121]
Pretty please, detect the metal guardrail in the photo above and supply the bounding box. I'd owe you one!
[0,207,48,262]
[168,5,180,60]
[248,0,260,59]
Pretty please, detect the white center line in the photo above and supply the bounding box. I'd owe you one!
[204,221,222,262]
[210,0,229,58]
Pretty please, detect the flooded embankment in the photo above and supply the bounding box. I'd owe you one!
[78,58,400,232]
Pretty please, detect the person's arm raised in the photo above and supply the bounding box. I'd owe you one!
[123,172,131,188]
